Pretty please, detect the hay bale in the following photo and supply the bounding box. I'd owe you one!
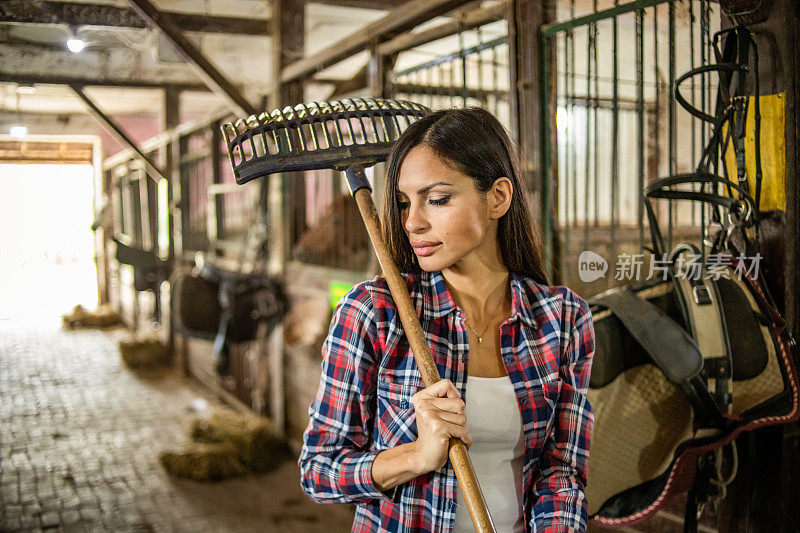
[119,336,168,368]
[62,304,121,329]
[191,412,291,473]
[159,442,247,481]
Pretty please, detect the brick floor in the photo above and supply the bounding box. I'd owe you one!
[0,317,355,532]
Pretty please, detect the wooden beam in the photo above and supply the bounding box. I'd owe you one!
[281,0,472,83]
[0,0,271,36]
[0,72,211,92]
[376,2,507,57]
[127,0,258,117]
[310,0,407,8]
[328,63,369,99]
[0,140,93,164]
[70,84,165,180]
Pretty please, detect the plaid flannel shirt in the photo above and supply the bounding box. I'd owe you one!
[299,269,595,532]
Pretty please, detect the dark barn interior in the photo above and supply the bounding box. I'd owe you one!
[1,0,799,531]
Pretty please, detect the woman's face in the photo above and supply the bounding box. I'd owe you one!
[396,144,498,273]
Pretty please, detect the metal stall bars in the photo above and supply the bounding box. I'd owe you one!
[540,0,720,290]
[391,19,511,128]
[106,154,166,329]
[103,111,249,264]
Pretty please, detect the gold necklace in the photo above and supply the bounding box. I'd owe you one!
[464,318,492,344]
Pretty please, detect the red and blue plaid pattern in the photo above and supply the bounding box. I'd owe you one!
[299,270,595,532]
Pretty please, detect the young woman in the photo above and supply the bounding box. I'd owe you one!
[299,107,595,533]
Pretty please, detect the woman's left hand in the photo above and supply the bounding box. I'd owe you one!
[409,378,472,474]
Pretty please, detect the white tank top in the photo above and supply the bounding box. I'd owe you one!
[453,375,526,533]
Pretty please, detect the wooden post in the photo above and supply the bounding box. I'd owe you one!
[97,166,112,306]
[507,0,559,283]
[365,45,395,277]
[713,2,800,530]
[163,87,180,262]
[163,87,181,364]
[211,120,224,248]
[786,3,800,529]
[268,0,305,436]
[272,0,305,267]
[784,1,800,352]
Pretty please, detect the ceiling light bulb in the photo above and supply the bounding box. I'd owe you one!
[16,85,35,95]
[67,38,85,53]
[10,126,28,138]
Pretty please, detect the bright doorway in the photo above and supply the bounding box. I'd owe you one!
[0,163,98,319]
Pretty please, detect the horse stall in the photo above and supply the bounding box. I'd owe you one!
[84,0,800,530]
[538,1,800,530]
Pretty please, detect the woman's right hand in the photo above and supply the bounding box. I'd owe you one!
[410,379,472,474]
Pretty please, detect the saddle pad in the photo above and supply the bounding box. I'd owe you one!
[587,363,697,516]
[718,274,784,415]
[586,271,796,524]
[171,270,222,341]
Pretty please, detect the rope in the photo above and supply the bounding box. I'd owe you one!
[709,440,739,500]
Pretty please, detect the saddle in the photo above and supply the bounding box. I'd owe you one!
[586,246,797,525]
[170,261,288,376]
[584,25,799,527]
[113,237,171,323]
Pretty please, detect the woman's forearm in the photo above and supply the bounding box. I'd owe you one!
[371,442,424,492]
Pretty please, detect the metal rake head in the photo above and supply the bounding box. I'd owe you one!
[221,98,430,185]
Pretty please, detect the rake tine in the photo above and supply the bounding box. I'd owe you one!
[307,101,322,150]
[295,102,310,151]
[390,112,404,140]
[342,99,359,145]
[304,102,320,151]
[274,108,292,153]
[309,101,332,150]
[364,99,383,143]
[353,98,371,145]
[367,100,382,144]
[332,116,345,147]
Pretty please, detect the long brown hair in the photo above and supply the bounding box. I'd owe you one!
[381,107,549,285]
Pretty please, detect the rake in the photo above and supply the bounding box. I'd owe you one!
[222,98,496,532]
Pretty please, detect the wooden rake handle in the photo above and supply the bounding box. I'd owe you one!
[347,168,496,533]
